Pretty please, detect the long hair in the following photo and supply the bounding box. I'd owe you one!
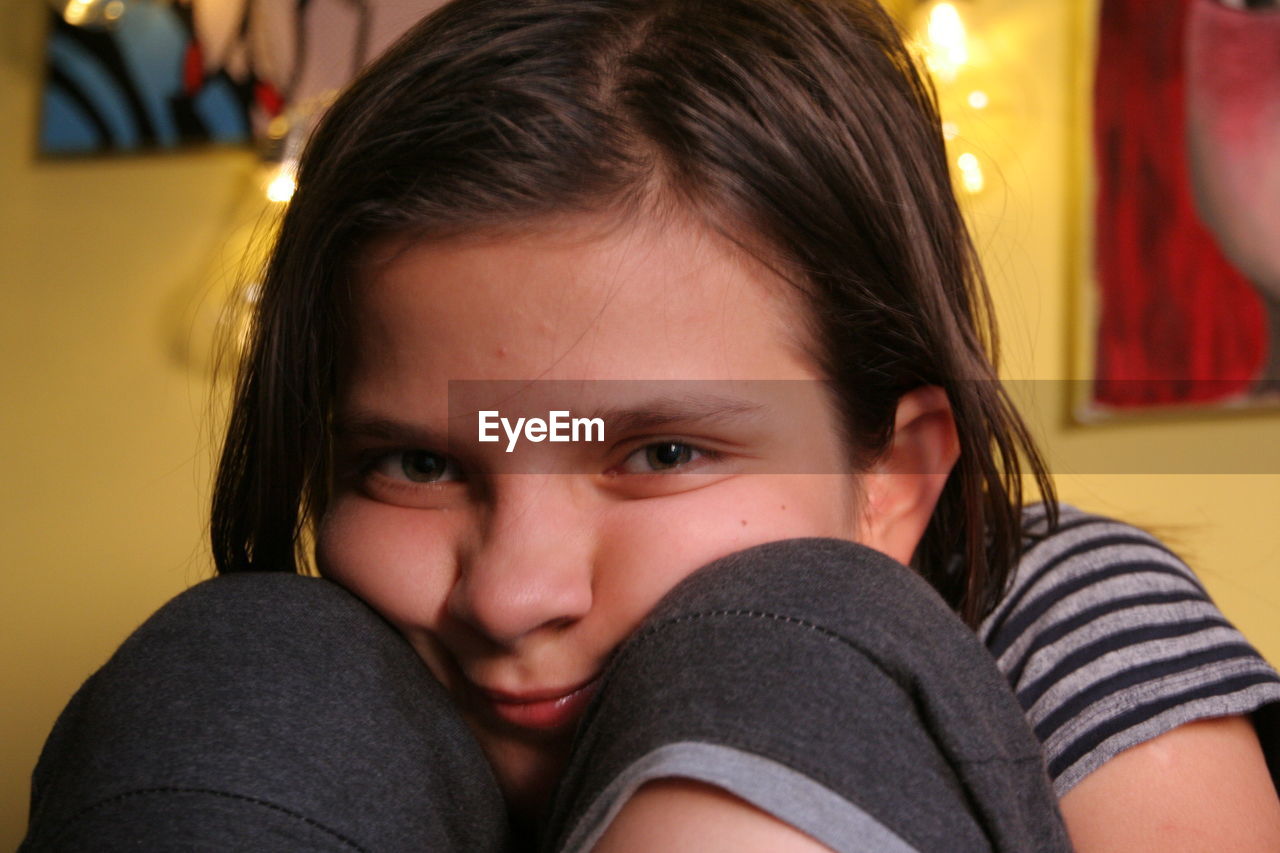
[211,0,1056,627]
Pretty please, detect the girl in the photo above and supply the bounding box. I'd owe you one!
[23,0,1280,850]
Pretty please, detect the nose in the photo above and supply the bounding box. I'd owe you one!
[447,478,595,648]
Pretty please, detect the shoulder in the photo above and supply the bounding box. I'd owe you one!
[980,504,1209,661]
[979,504,1280,797]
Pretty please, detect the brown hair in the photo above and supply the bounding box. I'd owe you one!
[212,0,1056,627]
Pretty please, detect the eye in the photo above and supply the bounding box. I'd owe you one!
[371,450,464,484]
[617,441,709,474]
[1214,0,1280,9]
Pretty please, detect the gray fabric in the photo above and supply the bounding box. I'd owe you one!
[557,742,921,853]
[543,538,1071,853]
[22,540,1075,852]
[23,513,1280,850]
[20,572,509,853]
[982,505,1280,796]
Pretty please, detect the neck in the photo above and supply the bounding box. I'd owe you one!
[506,810,543,853]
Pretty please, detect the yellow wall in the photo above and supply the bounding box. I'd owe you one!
[2,0,1277,848]
[1,0,256,843]
[957,0,1280,675]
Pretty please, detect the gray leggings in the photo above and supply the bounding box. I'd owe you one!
[21,539,1070,852]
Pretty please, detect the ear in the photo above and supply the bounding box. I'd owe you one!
[856,386,960,566]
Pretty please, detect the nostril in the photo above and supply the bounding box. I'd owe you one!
[542,614,581,633]
[444,567,593,648]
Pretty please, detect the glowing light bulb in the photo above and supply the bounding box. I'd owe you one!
[925,2,969,82]
[942,121,959,141]
[266,116,290,140]
[957,152,984,194]
[967,90,989,110]
[63,0,94,26]
[265,164,297,203]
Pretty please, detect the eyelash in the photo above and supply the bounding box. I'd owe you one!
[363,449,464,487]
[614,441,720,475]
[360,439,719,487]
[1213,0,1280,10]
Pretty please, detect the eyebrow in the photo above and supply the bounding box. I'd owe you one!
[333,395,766,446]
[587,395,766,435]
[332,413,449,448]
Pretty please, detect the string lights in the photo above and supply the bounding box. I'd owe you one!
[52,0,129,29]
[904,0,1013,198]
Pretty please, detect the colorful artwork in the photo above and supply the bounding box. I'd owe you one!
[40,0,281,153]
[1089,0,1279,412]
[38,0,429,156]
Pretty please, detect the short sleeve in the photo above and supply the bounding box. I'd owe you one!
[978,505,1280,797]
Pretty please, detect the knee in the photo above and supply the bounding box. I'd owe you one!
[592,537,1046,783]
[73,571,433,733]
[108,572,405,677]
[545,539,1067,852]
[140,571,382,643]
[24,572,507,853]
[639,537,967,650]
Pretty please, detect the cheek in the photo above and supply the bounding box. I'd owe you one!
[1187,3,1280,150]
[594,477,859,625]
[1186,0,1280,286]
[314,497,456,632]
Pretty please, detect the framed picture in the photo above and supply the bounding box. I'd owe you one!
[36,0,422,156]
[1074,0,1280,419]
[39,0,278,154]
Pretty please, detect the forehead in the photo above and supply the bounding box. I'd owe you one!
[343,213,822,391]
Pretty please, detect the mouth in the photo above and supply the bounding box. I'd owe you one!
[473,673,604,733]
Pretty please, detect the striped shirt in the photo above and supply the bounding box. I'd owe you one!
[979,504,1280,796]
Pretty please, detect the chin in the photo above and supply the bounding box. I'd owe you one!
[474,724,574,821]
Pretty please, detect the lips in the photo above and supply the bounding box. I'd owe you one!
[475,674,603,732]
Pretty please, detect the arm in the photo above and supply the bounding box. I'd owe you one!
[983,506,1280,850]
[1059,715,1280,852]
[592,780,838,853]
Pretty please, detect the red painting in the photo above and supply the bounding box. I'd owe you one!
[1090,0,1279,411]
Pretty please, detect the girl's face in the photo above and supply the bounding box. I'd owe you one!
[315,213,927,817]
[1187,0,1280,297]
